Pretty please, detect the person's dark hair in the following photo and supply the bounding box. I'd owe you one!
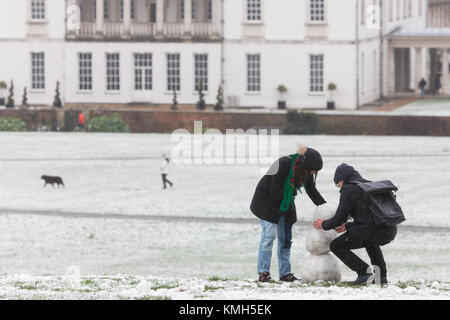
[293,166,315,186]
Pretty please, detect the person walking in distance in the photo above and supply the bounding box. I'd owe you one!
[78,112,85,130]
[418,78,427,98]
[161,154,173,189]
[434,75,442,96]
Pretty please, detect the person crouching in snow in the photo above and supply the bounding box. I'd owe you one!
[251,146,326,282]
[161,154,173,189]
[313,164,397,285]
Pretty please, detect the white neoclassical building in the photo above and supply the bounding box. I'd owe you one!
[0,0,447,110]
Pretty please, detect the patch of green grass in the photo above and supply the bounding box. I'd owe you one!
[17,284,38,291]
[82,279,97,286]
[204,285,224,292]
[135,296,172,300]
[208,276,231,282]
[151,283,180,291]
[396,281,423,290]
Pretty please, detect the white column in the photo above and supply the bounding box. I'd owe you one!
[156,0,164,36]
[442,49,449,96]
[124,0,131,35]
[212,0,221,37]
[184,0,192,35]
[415,47,423,95]
[388,45,395,96]
[96,0,104,34]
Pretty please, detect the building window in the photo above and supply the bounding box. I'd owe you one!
[247,54,261,92]
[31,0,46,20]
[419,0,422,16]
[180,0,196,21]
[104,0,109,20]
[79,53,92,91]
[106,53,120,91]
[247,0,261,21]
[310,0,325,22]
[208,0,212,21]
[195,54,208,92]
[181,0,184,20]
[167,54,181,91]
[31,52,45,90]
[120,0,135,20]
[134,53,152,91]
[309,54,324,93]
[408,0,412,17]
[396,0,400,20]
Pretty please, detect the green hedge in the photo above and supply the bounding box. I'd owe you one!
[0,118,27,131]
[284,111,320,135]
[88,113,130,133]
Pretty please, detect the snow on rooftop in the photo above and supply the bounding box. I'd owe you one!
[389,27,450,38]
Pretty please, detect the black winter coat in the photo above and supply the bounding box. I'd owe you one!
[250,156,326,226]
[322,171,372,231]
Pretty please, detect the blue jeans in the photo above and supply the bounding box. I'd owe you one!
[257,214,293,277]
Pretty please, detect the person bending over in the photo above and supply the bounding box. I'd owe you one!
[251,146,326,282]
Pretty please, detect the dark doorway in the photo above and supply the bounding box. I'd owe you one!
[395,48,411,93]
[150,2,157,23]
[428,48,442,92]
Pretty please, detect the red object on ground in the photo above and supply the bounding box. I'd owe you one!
[78,113,85,125]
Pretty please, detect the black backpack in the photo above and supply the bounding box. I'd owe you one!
[351,180,406,227]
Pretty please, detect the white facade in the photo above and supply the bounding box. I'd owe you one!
[0,0,428,110]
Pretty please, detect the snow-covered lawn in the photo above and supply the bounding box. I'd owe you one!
[0,133,448,227]
[392,98,450,116]
[0,214,449,284]
[0,133,449,299]
[0,274,448,300]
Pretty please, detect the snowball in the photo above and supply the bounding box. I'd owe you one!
[431,281,440,289]
[136,281,152,292]
[301,254,341,283]
[306,229,337,255]
[189,284,204,295]
[314,203,337,221]
[404,286,417,295]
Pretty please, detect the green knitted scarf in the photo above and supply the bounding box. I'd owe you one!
[280,153,305,213]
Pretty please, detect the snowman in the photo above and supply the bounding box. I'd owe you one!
[301,204,342,283]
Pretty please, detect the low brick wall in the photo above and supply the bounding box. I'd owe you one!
[0,108,61,131]
[0,108,449,136]
[88,109,286,133]
[88,110,450,136]
[314,114,450,136]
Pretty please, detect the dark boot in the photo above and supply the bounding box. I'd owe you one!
[258,272,272,282]
[352,273,374,286]
[279,273,299,282]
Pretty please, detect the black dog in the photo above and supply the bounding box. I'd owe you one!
[41,175,65,188]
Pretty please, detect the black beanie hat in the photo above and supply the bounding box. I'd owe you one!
[334,163,356,184]
[300,148,323,171]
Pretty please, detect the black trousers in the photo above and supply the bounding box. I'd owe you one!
[330,225,397,278]
[161,174,173,189]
